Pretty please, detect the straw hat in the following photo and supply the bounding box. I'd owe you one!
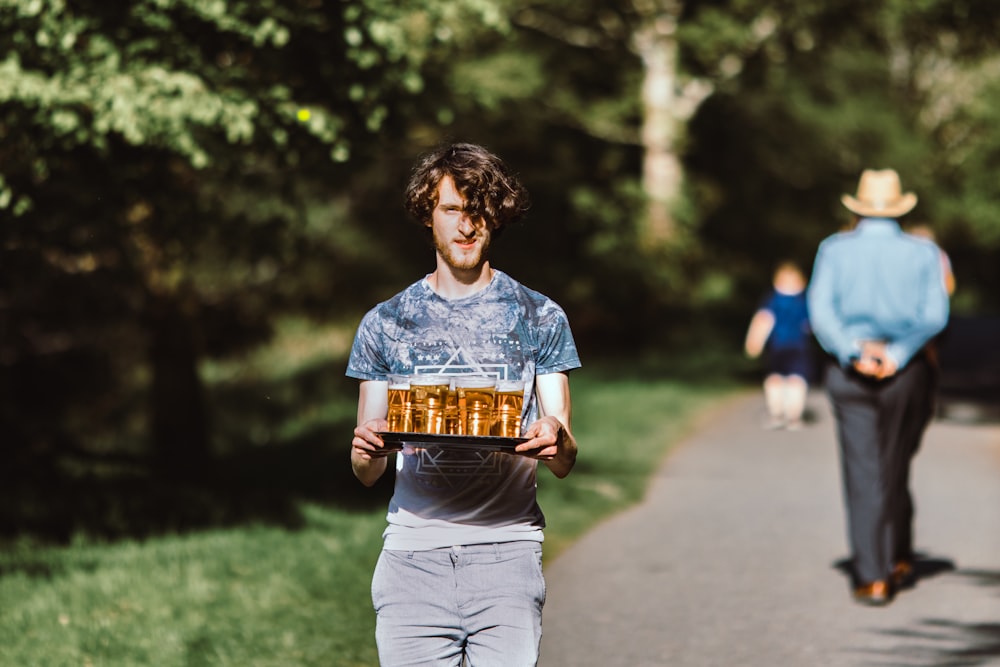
[841,169,917,218]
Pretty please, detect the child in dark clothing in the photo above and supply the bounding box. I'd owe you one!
[744,261,814,429]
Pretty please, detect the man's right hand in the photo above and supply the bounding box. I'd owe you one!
[352,418,390,460]
[852,341,899,380]
[351,418,390,486]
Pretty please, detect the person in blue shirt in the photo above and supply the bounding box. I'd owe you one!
[808,169,950,606]
[744,261,815,430]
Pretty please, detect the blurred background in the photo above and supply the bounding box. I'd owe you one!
[3,0,1000,542]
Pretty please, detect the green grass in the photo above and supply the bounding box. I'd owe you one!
[1,354,742,667]
[0,508,387,667]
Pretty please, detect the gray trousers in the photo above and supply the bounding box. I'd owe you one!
[372,542,545,667]
[825,356,934,585]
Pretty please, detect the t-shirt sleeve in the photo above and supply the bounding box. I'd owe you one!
[345,308,389,380]
[534,302,581,375]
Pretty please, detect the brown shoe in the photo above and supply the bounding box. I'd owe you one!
[853,580,891,606]
[891,561,915,589]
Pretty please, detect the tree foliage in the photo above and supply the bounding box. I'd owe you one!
[0,0,513,467]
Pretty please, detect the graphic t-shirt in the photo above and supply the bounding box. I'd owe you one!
[346,270,581,550]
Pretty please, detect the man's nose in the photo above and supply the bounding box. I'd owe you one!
[458,214,478,235]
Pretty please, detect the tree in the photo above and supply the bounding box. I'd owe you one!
[6,0,1000,492]
[0,0,514,469]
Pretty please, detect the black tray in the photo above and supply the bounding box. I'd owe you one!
[375,431,528,454]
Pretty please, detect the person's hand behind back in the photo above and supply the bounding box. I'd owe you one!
[852,341,899,380]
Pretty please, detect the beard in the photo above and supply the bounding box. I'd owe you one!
[434,231,492,272]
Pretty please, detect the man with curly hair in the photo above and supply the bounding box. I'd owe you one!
[347,143,581,666]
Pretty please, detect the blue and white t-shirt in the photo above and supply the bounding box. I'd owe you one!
[346,270,581,550]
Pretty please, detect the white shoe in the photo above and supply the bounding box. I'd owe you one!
[764,416,785,430]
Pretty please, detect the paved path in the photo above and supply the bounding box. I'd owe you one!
[539,392,1000,667]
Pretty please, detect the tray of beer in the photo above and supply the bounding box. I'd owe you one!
[375,432,529,454]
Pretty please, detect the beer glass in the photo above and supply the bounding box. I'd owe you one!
[409,374,450,434]
[386,374,412,432]
[455,375,497,436]
[443,380,460,435]
[493,379,525,437]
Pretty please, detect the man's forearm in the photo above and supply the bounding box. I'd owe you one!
[544,425,577,478]
[352,452,388,487]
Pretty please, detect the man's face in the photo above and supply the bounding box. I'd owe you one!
[429,175,492,272]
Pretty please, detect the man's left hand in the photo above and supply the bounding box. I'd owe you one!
[515,415,565,461]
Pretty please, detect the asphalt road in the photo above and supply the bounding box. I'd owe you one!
[539,391,1000,667]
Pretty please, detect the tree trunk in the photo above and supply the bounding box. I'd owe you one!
[147,293,209,475]
[632,3,712,248]
[636,21,683,246]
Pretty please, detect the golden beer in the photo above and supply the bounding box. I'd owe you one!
[409,375,450,434]
[493,380,525,437]
[386,375,412,432]
[443,388,460,435]
[455,375,496,436]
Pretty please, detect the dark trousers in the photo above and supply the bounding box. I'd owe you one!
[824,356,934,585]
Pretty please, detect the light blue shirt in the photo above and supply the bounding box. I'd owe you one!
[807,218,950,369]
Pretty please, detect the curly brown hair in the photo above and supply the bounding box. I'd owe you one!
[403,143,530,234]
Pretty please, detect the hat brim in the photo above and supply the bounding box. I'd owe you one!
[841,192,917,218]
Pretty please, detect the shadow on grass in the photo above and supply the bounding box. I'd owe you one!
[1,363,394,545]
